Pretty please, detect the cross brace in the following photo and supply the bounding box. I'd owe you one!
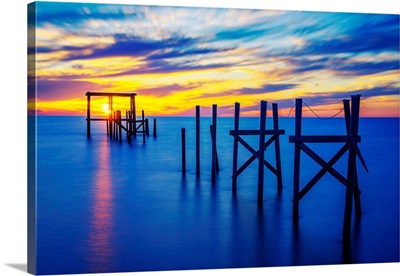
[289,95,368,242]
[230,101,285,205]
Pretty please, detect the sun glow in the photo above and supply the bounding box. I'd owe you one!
[102,104,110,114]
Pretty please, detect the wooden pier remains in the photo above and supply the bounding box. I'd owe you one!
[196,105,200,176]
[289,94,368,241]
[211,104,218,184]
[180,104,220,180]
[229,101,285,205]
[181,128,186,174]
[85,91,155,143]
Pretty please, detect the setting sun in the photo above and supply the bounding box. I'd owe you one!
[102,104,110,114]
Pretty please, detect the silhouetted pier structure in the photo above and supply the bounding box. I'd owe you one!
[289,94,368,241]
[85,91,155,143]
[229,101,285,205]
[180,104,220,182]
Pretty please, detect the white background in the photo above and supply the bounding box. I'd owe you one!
[1,0,399,275]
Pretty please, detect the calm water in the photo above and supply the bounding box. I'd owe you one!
[34,116,399,275]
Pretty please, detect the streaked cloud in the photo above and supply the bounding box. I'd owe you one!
[29,2,400,117]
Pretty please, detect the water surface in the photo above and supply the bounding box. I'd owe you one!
[35,116,399,274]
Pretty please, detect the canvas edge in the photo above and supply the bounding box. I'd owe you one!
[27,1,37,275]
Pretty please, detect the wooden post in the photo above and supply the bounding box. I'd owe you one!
[293,98,303,220]
[132,96,136,137]
[111,96,114,137]
[108,96,112,137]
[211,104,217,184]
[129,110,133,143]
[196,105,200,177]
[181,128,186,174]
[142,110,146,144]
[129,98,133,137]
[273,103,283,190]
[343,95,361,241]
[86,94,91,138]
[343,100,351,134]
[145,118,149,136]
[232,102,240,193]
[344,99,362,217]
[126,110,129,140]
[130,95,133,115]
[153,118,157,137]
[113,111,117,139]
[126,110,130,143]
[209,125,220,172]
[116,110,122,142]
[257,101,267,205]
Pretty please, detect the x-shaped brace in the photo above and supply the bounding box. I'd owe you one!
[234,135,277,178]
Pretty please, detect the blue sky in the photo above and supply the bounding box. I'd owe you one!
[28,1,399,116]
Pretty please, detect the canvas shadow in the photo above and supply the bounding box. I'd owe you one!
[6,263,27,273]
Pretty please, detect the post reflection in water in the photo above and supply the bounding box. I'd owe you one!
[87,141,114,272]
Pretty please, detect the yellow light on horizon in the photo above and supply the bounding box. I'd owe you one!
[102,104,109,114]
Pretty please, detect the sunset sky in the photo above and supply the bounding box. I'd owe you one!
[28,2,399,117]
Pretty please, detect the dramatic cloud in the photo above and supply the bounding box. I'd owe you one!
[238,84,299,95]
[294,85,399,107]
[30,2,400,116]
[35,79,113,101]
[135,83,201,97]
[290,57,399,76]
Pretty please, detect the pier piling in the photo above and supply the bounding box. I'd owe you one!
[196,105,200,177]
[288,94,367,241]
[181,128,186,174]
[211,104,217,184]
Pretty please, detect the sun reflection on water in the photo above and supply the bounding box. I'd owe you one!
[87,141,114,272]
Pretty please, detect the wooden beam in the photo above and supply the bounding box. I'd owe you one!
[299,143,348,186]
[85,92,137,97]
[298,143,349,200]
[289,135,361,143]
[230,129,285,136]
[235,135,275,177]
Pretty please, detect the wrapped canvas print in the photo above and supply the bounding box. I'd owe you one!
[27,1,399,275]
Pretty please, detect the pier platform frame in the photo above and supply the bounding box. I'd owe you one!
[85,91,150,143]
